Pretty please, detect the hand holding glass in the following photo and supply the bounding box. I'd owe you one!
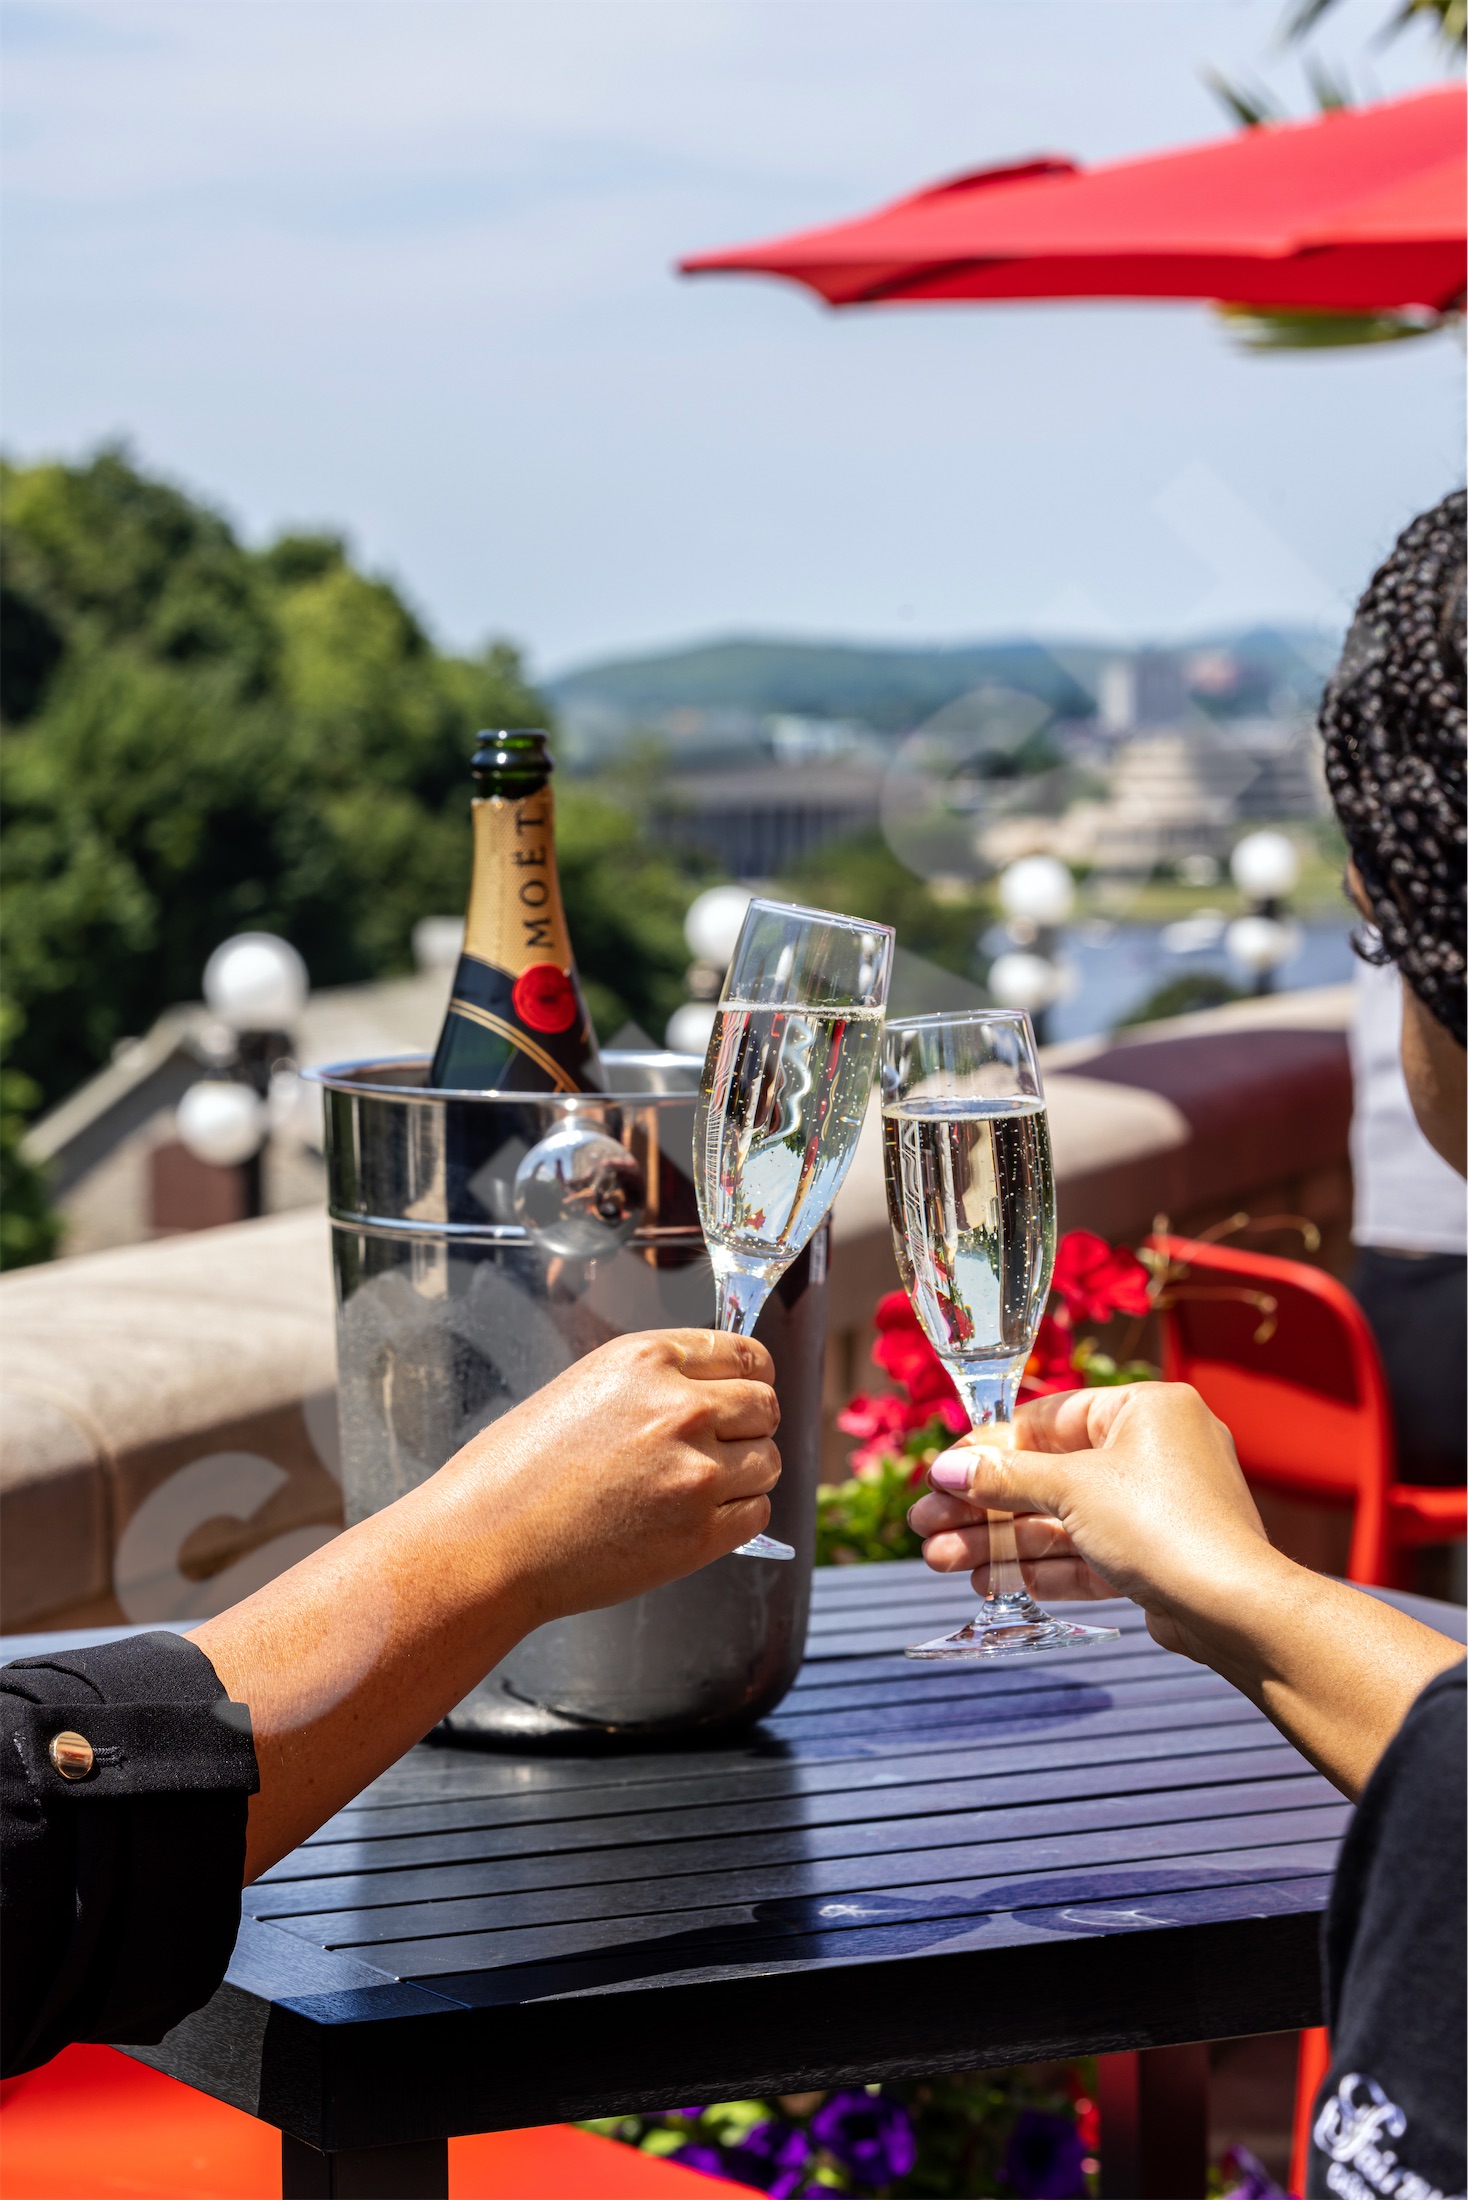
[694,899,894,1559]
[881,1011,1120,1656]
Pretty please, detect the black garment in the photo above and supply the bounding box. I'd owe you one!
[1308,1661,1467,2200]
[1351,1250,1467,1488]
[1,1631,258,2079]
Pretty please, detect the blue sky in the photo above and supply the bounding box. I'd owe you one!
[1,0,1460,675]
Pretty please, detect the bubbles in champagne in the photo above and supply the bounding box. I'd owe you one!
[696,1003,882,1264]
[882,1098,1055,1367]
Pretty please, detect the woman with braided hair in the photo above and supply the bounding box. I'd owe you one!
[1332,492,1467,1501]
[912,494,1466,2200]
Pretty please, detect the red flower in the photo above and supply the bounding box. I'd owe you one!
[1051,1230,1151,1325]
[1020,1309,1083,1398]
[838,1294,967,1469]
[835,1392,918,1443]
[871,1293,963,1407]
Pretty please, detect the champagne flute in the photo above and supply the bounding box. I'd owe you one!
[695,899,894,1559]
[881,1011,1121,1656]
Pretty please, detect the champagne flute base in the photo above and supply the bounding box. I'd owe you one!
[905,1613,1121,1660]
[732,1532,796,1561]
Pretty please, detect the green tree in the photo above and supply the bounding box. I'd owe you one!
[0,1001,62,1269]
[777,829,988,983]
[1,447,708,1113]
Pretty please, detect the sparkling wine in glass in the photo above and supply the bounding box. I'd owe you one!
[881,1011,1120,1656]
[695,899,894,1559]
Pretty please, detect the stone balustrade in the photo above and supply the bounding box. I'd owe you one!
[1,986,1353,1632]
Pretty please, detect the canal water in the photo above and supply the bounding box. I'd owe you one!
[1045,918,1355,1044]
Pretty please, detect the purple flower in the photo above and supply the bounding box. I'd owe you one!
[721,2122,811,2197]
[811,2092,918,2188]
[673,2125,811,2197]
[1219,2144,1291,2200]
[1001,2110,1088,2200]
[673,2141,737,2181]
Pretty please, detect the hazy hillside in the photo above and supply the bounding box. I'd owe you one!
[548,627,1336,735]
[548,636,1099,732]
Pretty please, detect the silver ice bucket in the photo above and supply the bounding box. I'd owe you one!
[311,1051,828,1742]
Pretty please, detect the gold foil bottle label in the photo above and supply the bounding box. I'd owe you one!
[461,790,575,979]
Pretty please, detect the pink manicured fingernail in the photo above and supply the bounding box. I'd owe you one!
[928,1451,973,1492]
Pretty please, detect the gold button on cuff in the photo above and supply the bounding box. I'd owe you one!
[49,1731,95,1781]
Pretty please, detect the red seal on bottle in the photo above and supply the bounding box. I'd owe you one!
[512,963,577,1035]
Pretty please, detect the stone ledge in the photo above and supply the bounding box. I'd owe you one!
[1,1209,338,1629]
[2,988,1355,1630]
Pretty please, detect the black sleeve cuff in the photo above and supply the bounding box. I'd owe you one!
[2,1631,259,2077]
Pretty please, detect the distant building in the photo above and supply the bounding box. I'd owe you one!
[1230,716,1330,820]
[979,727,1253,871]
[1098,650,1192,735]
[655,762,885,878]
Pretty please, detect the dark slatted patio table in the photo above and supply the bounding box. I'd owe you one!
[32,1568,1466,2198]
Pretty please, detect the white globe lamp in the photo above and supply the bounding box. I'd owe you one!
[666,1002,719,1058]
[175,1079,269,1168]
[1226,914,1301,978]
[988,950,1064,1014]
[202,933,309,1034]
[684,886,755,970]
[1229,832,1300,905]
[998,856,1076,930]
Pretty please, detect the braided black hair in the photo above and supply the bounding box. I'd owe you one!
[1319,490,1467,1048]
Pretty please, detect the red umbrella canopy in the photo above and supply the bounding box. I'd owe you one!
[680,85,1465,316]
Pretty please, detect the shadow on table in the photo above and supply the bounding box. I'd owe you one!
[427,1864,1332,2010]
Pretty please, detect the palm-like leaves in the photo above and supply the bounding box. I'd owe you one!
[1284,0,1465,54]
[1203,0,1461,349]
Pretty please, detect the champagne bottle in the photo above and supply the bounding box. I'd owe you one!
[428,730,604,1093]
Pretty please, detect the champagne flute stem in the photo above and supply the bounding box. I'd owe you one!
[713,1256,796,1560]
[982,1506,1031,1604]
[952,1363,1041,1614]
[713,1261,777,1338]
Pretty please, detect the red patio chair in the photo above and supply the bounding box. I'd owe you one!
[0,2042,716,2198]
[1150,1231,1467,2199]
[1148,1233,1466,1591]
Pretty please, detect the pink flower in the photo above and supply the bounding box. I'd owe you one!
[1051,1231,1151,1325]
[837,1390,964,1473]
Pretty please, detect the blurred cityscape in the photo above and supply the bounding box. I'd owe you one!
[551,625,1333,882]
[4,452,1354,1263]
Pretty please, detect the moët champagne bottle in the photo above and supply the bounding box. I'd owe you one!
[428,730,604,1093]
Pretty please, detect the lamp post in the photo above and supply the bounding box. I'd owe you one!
[175,933,310,1217]
[1226,832,1302,997]
[991,857,1075,1043]
[667,885,754,1056]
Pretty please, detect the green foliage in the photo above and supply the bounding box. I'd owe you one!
[553,782,706,1044]
[1117,969,1245,1027]
[1116,971,1244,1030]
[778,829,988,985]
[1284,0,1463,54]
[815,1433,946,1566]
[1218,305,1453,350]
[0,1001,62,1269]
[1,448,704,1108]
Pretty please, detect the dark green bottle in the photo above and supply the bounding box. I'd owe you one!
[428,731,604,1092]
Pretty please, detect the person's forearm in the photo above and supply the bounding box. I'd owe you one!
[1171,1548,1464,1799]
[189,1463,541,1881]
